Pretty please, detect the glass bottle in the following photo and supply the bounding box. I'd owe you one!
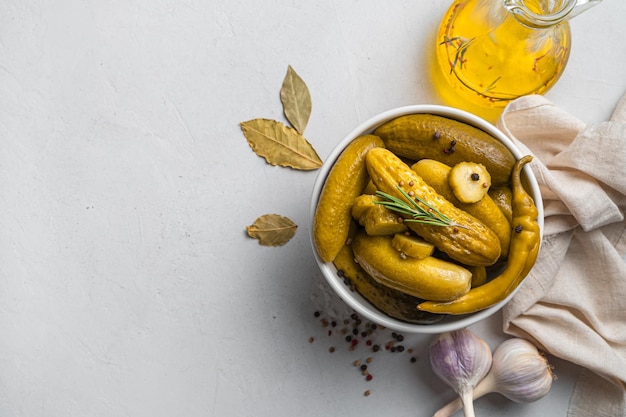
[432,0,602,121]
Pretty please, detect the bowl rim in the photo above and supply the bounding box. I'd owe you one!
[309,104,544,334]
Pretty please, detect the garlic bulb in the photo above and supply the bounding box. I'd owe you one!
[433,338,556,417]
[429,329,492,417]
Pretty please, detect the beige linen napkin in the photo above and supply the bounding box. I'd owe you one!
[496,94,626,416]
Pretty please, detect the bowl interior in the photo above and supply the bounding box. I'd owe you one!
[309,104,544,334]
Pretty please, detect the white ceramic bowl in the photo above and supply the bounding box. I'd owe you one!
[309,105,543,334]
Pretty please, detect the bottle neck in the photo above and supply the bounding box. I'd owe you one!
[503,0,578,28]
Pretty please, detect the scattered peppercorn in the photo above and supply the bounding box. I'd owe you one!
[360,364,368,371]
[471,173,480,181]
[366,374,373,381]
[329,347,335,353]
[309,337,315,343]
[314,311,321,317]
[515,224,523,233]
[410,357,417,363]
[364,390,371,397]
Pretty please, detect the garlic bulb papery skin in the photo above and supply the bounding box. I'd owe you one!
[486,338,555,402]
[432,338,556,417]
[429,329,492,417]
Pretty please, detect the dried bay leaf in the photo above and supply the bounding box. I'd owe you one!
[241,118,322,170]
[246,214,298,246]
[280,65,312,134]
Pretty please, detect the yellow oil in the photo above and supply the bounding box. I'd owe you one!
[432,0,571,120]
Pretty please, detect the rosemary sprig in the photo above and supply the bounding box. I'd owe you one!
[374,186,456,227]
